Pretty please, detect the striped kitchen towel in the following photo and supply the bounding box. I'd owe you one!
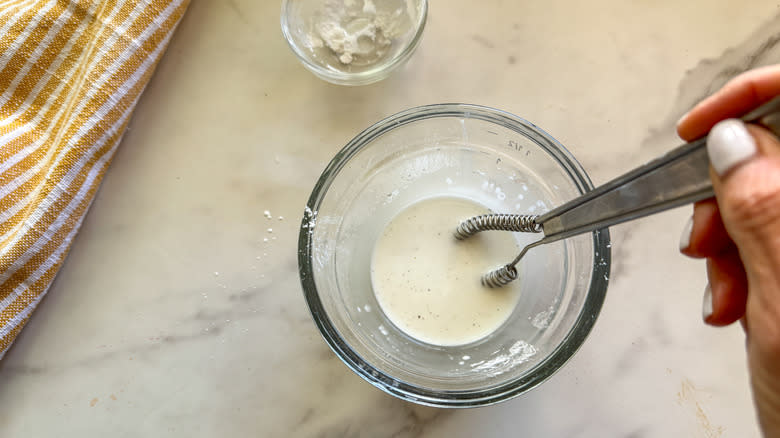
[0,0,190,359]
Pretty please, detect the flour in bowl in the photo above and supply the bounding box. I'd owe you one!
[306,0,416,66]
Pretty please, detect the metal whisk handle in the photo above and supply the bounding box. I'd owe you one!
[454,214,541,240]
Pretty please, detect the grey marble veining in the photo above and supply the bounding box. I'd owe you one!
[0,0,777,436]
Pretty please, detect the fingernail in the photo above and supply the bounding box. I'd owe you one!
[707,119,757,176]
[702,284,713,322]
[679,215,693,251]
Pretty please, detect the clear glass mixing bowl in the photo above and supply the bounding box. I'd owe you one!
[298,104,611,407]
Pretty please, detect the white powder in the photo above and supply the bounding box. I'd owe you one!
[469,340,538,377]
[306,0,413,66]
[531,296,559,329]
[531,308,553,329]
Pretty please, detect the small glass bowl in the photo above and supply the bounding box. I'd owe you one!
[281,0,428,86]
[298,104,611,407]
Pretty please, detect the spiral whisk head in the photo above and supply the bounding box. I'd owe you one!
[454,214,541,240]
[454,213,541,287]
[481,265,517,288]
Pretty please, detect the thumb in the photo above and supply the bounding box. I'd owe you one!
[708,120,780,289]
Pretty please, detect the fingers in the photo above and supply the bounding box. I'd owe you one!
[704,249,748,326]
[708,123,780,282]
[679,200,746,327]
[677,65,780,141]
[680,121,780,328]
[680,198,732,258]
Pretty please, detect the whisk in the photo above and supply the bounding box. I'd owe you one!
[456,97,780,288]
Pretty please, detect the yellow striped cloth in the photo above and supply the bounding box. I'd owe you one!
[0,0,189,358]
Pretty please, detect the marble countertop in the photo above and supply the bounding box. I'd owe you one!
[2,0,779,436]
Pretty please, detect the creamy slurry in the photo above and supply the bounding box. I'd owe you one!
[371,197,522,346]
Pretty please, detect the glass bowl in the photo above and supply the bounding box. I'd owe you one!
[298,104,611,407]
[281,0,428,86]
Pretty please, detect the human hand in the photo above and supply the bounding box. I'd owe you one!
[677,64,780,437]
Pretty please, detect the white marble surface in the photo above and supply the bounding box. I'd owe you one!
[1,0,779,436]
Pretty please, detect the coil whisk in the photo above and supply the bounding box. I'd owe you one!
[480,265,518,288]
[454,214,543,288]
[454,214,541,240]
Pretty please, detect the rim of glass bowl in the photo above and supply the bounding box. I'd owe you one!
[280,0,429,86]
[298,104,611,407]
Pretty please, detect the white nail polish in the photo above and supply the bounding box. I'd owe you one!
[702,284,713,322]
[679,215,693,251]
[707,119,757,176]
